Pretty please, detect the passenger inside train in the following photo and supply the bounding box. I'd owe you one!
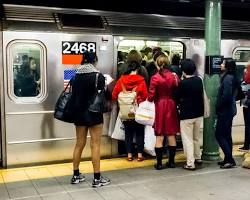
[14,56,40,97]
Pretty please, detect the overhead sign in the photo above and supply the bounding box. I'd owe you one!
[62,41,96,65]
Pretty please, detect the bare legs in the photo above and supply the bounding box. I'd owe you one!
[73,124,103,173]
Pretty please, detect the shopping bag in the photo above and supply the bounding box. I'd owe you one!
[111,115,125,141]
[144,126,156,156]
[135,101,155,126]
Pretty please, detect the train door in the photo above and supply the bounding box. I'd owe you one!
[113,37,186,154]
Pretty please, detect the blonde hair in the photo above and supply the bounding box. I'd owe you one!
[156,54,170,76]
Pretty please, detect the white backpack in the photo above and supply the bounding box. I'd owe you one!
[118,83,137,120]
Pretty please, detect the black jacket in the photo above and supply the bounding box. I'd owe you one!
[216,73,237,118]
[176,76,204,120]
[71,72,105,126]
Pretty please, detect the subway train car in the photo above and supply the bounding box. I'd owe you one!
[0,4,250,167]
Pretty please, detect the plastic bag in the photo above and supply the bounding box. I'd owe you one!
[144,126,156,156]
[135,101,155,126]
[111,115,125,141]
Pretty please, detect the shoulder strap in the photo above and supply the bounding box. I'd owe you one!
[121,81,127,92]
[198,75,204,89]
[95,73,99,89]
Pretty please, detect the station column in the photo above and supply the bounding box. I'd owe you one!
[202,0,221,161]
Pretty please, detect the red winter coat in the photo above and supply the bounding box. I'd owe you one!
[112,74,148,104]
[148,69,180,136]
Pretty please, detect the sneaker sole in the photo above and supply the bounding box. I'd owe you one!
[92,181,111,188]
[71,177,86,184]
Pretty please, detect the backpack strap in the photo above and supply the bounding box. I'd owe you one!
[121,81,127,92]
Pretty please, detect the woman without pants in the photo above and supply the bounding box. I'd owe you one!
[176,59,204,170]
[148,54,180,170]
[71,51,110,187]
[112,61,148,161]
[216,58,238,169]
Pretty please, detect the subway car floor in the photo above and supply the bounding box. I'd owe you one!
[0,145,249,200]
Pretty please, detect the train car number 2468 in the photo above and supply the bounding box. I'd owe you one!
[62,41,96,54]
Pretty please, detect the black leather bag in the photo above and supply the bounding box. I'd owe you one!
[88,73,106,113]
[54,78,75,123]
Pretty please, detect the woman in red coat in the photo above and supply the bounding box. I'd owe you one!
[148,54,180,170]
[112,61,148,161]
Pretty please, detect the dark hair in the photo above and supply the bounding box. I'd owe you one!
[124,61,140,75]
[118,51,126,62]
[153,51,164,61]
[172,54,181,66]
[181,59,196,75]
[144,47,152,55]
[152,47,162,55]
[164,50,170,56]
[81,51,98,64]
[224,58,236,75]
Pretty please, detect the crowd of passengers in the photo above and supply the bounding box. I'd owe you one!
[68,48,250,188]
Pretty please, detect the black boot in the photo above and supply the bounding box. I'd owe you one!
[154,147,164,170]
[167,146,176,168]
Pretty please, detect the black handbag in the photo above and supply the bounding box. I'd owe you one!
[54,77,75,123]
[88,73,106,113]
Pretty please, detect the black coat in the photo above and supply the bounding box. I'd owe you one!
[216,73,237,118]
[72,72,105,126]
[176,76,204,120]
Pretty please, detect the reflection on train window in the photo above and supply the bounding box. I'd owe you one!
[7,40,47,103]
[233,49,250,63]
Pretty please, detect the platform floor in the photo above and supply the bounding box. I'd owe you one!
[0,145,249,200]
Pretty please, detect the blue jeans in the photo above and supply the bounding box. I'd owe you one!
[123,120,145,154]
[215,116,235,164]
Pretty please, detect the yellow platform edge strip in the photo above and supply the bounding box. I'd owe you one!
[0,145,245,184]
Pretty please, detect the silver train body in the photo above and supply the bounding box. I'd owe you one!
[0,4,249,167]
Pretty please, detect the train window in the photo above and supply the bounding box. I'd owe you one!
[233,47,250,63]
[7,40,47,103]
[118,40,184,58]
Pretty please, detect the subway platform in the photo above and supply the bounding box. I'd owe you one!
[0,145,249,200]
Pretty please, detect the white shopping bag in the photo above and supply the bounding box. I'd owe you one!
[135,101,155,126]
[111,115,125,141]
[144,126,156,156]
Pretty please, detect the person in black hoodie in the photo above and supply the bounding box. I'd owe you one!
[216,58,239,169]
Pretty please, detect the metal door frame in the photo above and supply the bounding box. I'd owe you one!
[0,19,7,168]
